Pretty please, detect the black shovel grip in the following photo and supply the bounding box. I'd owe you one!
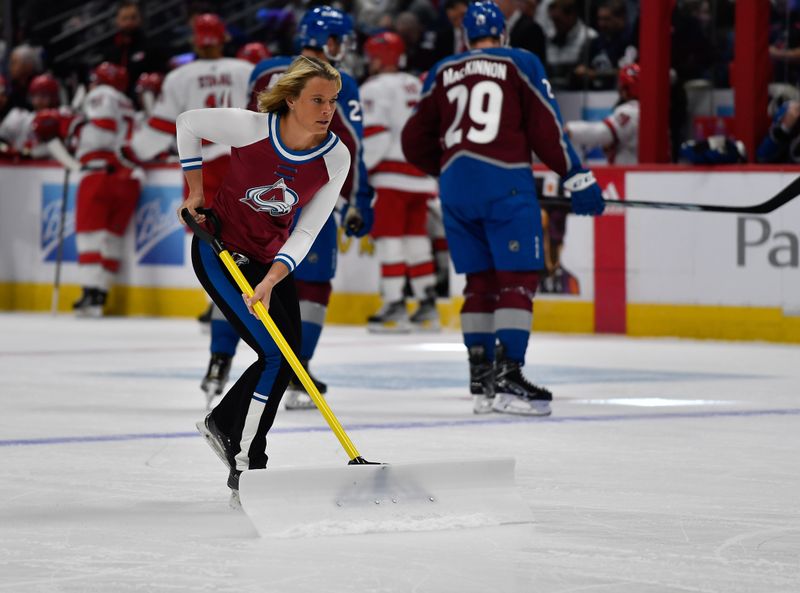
[181,207,224,254]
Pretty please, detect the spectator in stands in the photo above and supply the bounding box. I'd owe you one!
[574,0,637,90]
[100,0,166,102]
[671,0,715,83]
[757,99,800,163]
[6,44,44,111]
[769,0,800,85]
[496,0,547,64]
[395,11,437,74]
[432,0,470,63]
[0,75,9,122]
[546,0,597,89]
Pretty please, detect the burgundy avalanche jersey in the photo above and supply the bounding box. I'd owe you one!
[247,56,371,205]
[177,108,350,270]
[401,47,582,203]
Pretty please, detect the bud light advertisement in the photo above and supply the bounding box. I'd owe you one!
[135,185,185,266]
[41,183,77,263]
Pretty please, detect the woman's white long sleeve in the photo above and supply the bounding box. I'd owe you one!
[176,108,267,169]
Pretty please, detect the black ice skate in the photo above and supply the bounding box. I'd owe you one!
[72,287,107,318]
[468,345,495,415]
[409,297,441,332]
[493,345,552,416]
[367,299,409,333]
[200,353,232,410]
[284,359,326,410]
[195,413,236,470]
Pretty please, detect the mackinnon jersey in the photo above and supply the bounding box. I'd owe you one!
[248,56,372,206]
[360,71,437,194]
[176,108,350,269]
[132,57,253,162]
[402,47,581,202]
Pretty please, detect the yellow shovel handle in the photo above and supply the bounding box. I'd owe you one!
[218,249,362,462]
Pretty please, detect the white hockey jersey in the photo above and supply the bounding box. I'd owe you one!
[360,71,437,194]
[0,107,72,159]
[76,85,136,166]
[130,57,253,163]
[566,99,639,165]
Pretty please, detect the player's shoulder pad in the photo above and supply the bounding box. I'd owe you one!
[484,46,544,77]
[250,55,294,81]
[426,51,469,84]
[338,70,359,99]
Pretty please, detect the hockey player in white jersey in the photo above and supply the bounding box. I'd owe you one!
[565,62,640,165]
[360,31,440,332]
[129,13,253,179]
[0,73,64,159]
[71,62,141,316]
[127,13,253,406]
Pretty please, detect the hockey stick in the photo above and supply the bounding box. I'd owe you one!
[181,208,374,465]
[538,175,800,214]
[50,167,71,315]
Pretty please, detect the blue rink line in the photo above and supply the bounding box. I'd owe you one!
[3,407,800,448]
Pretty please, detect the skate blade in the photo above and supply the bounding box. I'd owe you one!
[238,458,532,538]
[229,490,242,510]
[491,397,551,417]
[367,321,411,334]
[410,320,441,333]
[472,395,495,415]
[202,384,221,411]
[195,420,233,469]
[283,390,319,410]
[74,307,103,319]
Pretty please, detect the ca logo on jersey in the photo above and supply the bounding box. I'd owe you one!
[240,178,299,216]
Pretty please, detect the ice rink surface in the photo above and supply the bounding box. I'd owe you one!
[1,312,799,592]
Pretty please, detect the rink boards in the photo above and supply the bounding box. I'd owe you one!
[0,162,798,343]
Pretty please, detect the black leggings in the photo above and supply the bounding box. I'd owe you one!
[191,237,301,470]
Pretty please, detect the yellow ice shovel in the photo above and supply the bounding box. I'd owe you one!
[182,207,532,539]
[182,208,369,464]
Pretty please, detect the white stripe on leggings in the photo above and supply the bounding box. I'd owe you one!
[234,393,268,470]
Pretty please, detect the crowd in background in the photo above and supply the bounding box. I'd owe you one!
[1,0,800,163]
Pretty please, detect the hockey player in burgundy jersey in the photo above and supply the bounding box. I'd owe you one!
[402,1,605,416]
[178,56,349,500]
[246,5,375,410]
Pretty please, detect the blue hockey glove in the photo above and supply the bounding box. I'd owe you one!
[563,169,605,216]
[343,198,374,237]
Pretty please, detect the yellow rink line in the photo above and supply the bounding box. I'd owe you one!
[1,282,798,343]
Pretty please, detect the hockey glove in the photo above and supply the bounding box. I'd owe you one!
[343,199,374,237]
[563,169,605,216]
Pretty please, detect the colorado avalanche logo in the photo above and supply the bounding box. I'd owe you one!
[240,178,299,217]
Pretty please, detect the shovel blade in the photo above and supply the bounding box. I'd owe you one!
[238,457,532,538]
